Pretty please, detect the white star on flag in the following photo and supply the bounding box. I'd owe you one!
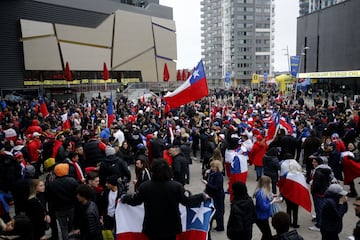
[192,70,200,78]
[190,202,213,224]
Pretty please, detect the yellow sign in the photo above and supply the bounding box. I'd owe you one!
[298,70,360,79]
[252,74,259,84]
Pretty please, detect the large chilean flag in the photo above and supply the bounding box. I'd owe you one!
[116,199,215,240]
[278,160,311,212]
[164,60,208,109]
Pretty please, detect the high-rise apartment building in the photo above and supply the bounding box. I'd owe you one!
[201,0,275,87]
[299,0,346,16]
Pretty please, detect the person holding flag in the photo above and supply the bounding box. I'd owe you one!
[278,153,311,229]
[121,159,211,240]
[107,93,115,128]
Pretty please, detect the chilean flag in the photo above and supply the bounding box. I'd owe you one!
[278,160,311,212]
[228,146,249,201]
[107,93,115,127]
[39,93,49,118]
[265,112,280,145]
[164,60,208,109]
[116,199,215,240]
[342,151,360,184]
[279,118,294,135]
[61,113,71,130]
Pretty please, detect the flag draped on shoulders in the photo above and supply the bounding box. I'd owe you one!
[228,146,249,201]
[115,199,215,240]
[61,113,71,130]
[278,160,311,212]
[342,151,360,185]
[107,93,115,127]
[164,60,208,109]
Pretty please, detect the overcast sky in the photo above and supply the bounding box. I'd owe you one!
[159,0,298,72]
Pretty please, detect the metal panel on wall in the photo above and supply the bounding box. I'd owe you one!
[0,0,108,89]
[296,0,360,72]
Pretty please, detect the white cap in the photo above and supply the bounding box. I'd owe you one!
[33,132,41,137]
[327,184,348,196]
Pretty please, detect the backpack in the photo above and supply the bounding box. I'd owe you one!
[104,159,130,183]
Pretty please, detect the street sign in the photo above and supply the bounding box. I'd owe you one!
[225,72,231,83]
[264,73,268,84]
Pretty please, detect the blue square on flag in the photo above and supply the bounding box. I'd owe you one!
[185,199,215,232]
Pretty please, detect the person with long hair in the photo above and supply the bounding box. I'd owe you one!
[227,181,257,240]
[25,179,50,240]
[120,140,134,166]
[133,156,151,192]
[254,176,281,240]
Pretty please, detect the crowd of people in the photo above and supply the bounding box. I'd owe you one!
[0,86,360,239]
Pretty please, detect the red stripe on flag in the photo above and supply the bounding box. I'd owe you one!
[278,175,312,212]
[177,230,208,240]
[165,78,208,109]
[116,232,148,240]
[342,156,360,185]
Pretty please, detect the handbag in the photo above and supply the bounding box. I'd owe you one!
[102,229,115,240]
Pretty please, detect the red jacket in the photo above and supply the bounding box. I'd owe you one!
[27,138,42,163]
[249,140,267,167]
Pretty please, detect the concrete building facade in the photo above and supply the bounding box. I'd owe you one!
[296,0,360,95]
[200,0,275,88]
[299,0,346,16]
[0,0,176,91]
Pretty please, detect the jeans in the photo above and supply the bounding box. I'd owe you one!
[55,208,74,240]
[255,166,263,180]
[312,194,326,227]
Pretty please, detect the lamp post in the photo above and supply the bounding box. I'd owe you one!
[295,46,309,100]
[282,45,290,74]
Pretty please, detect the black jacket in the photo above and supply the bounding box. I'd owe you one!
[172,153,187,185]
[320,191,348,233]
[263,154,281,179]
[74,201,103,240]
[25,197,47,240]
[122,180,204,239]
[272,230,304,240]
[99,155,131,187]
[47,176,79,211]
[84,139,106,167]
[0,152,22,192]
[227,196,257,239]
[311,165,333,196]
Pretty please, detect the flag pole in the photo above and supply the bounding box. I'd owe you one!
[209,96,212,126]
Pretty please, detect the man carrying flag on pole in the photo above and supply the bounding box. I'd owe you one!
[165,60,208,109]
[107,92,115,128]
[39,92,49,118]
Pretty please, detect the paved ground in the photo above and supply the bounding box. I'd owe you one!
[186,157,358,240]
[38,155,358,239]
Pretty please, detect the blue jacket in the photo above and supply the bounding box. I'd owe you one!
[254,189,272,220]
